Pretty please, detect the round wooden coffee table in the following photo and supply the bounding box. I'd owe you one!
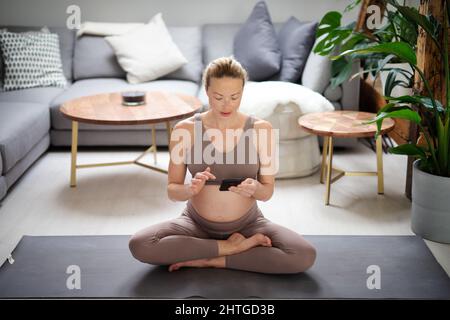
[60,91,202,187]
[298,111,395,205]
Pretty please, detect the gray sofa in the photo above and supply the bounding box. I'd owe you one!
[0,23,360,201]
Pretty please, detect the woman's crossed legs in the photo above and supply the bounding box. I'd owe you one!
[129,207,316,274]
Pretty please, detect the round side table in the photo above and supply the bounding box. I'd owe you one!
[60,91,202,187]
[298,111,395,205]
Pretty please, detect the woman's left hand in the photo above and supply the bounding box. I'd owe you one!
[229,178,259,198]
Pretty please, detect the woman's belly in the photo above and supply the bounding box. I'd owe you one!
[191,185,256,222]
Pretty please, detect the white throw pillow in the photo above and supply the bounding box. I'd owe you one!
[77,22,144,37]
[105,13,188,84]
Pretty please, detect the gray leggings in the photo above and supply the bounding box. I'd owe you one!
[129,201,316,274]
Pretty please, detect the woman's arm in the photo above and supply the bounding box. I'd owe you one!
[167,120,216,201]
[253,120,276,201]
[252,175,274,202]
[167,121,193,202]
[229,120,277,201]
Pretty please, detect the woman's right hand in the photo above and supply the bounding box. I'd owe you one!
[189,167,216,196]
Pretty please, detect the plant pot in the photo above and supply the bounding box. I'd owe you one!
[379,63,413,98]
[411,160,450,243]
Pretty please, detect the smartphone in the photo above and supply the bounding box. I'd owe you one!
[219,178,246,191]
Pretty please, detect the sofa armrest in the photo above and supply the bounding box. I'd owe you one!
[302,46,361,147]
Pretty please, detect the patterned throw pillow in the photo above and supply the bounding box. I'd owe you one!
[0,30,67,91]
[0,28,6,90]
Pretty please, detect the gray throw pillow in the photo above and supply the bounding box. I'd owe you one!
[0,30,67,91]
[233,1,281,81]
[273,17,318,82]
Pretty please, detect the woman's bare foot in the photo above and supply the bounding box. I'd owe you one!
[225,232,272,255]
[168,233,272,272]
[169,256,225,272]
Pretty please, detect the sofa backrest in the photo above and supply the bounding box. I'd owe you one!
[73,26,203,83]
[0,26,75,82]
[201,23,283,67]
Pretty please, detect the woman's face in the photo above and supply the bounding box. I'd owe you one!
[206,76,244,118]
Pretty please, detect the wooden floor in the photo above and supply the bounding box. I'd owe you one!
[1,141,449,276]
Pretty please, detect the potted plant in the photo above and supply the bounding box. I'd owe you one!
[331,0,450,243]
[313,0,418,97]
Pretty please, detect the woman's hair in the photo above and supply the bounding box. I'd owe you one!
[202,56,248,90]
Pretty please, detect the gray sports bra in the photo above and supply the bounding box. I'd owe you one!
[185,113,260,185]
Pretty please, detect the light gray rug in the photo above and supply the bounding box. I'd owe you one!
[0,235,449,299]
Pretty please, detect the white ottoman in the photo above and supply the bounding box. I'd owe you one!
[264,102,321,178]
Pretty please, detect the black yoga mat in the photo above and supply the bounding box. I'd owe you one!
[0,235,449,299]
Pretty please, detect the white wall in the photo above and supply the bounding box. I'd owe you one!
[0,0,358,27]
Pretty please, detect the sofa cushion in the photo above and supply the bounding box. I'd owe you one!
[202,22,282,66]
[324,83,343,102]
[0,176,6,200]
[74,26,202,83]
[233,1,281,81]
[0,26,75,81]
[105,14,188,84]
[0,102,50,174]
[0,86,64,105]
[160,27,203,83]
[50,78,199,130]
[73,35,126,80]
[272,18,317,82]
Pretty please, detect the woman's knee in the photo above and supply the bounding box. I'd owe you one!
[301,244,317,271]
[128,232,160,264]
[288,243,317,273]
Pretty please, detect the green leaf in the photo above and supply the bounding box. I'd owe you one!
[384,69,404,96]
[386,95,445,112]
[380,109,421,124]
[344,0,362,13]
[394,5,441,49]
[437,116,448,173]
[389,144,427,159]
[330,60,353,89]
[333,42,417,65]
[341,33,366,52]
[316,11,342,38]
[365,105,421,125]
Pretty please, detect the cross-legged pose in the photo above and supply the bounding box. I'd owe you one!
[129,56,316,274]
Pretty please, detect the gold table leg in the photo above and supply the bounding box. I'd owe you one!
[166,121,172,149]
[325,136,334,205]
[376,135,384,194]
[319,134,386,205]
[70,121,78,187]
[320,136,329,184]
[68,121,169,187]
[151,124,157,164]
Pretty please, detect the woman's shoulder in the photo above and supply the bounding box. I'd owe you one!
[173,112,204,131]
[250,116,272,130]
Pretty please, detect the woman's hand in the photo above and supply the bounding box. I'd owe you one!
[229,178,259,198]
[189,167,216,197]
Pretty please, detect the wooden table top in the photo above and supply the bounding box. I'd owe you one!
[60,91,203,125]
[298,110,395,138]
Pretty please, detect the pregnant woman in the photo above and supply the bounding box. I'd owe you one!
[129,57,316,274]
